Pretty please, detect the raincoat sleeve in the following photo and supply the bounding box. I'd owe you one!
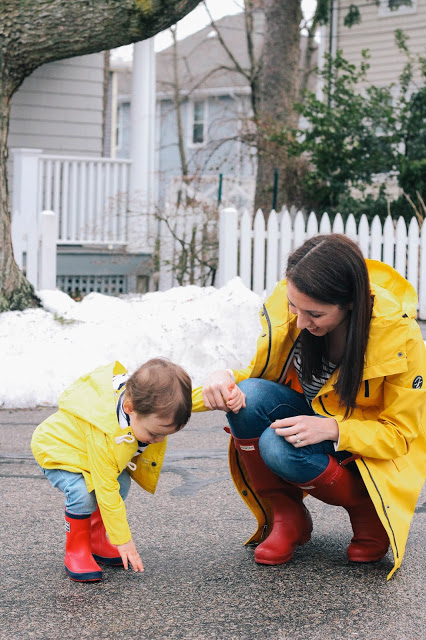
[191,359,255,412]
[337,329,426,459]
[85,427,132,545]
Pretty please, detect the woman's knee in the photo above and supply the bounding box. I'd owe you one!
[227,378,284,438]
[259,427,295,478]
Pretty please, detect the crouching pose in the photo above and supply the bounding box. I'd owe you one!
[194,234,425,580]
[32,358,192,582]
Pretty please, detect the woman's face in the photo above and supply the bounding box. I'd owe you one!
[287,280,351,337]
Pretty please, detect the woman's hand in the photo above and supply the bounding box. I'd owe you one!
[117,539,144,572]
[270,415,339,447]
[202,370,246,413]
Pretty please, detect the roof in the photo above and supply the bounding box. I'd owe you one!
[114,11,317,100]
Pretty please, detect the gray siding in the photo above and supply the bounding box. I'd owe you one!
[333,0,425,87]
[9,53,105,156]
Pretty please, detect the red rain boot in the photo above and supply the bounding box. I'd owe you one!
[297,455,389,562]
[64,511,102,581]
[91,506,123,566]
[234,436,312,565]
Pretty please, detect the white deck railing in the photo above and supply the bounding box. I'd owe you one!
[217,207,426,319]
[38,154,131,245]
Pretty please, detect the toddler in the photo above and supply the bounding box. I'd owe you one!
[31,358,192,582]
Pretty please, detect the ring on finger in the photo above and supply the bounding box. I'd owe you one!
[295,434,301,444]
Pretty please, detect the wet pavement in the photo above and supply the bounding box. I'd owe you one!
[0,408,425,640]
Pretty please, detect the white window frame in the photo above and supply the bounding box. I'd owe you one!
[188,99,207,148]
[378,0,417,17]
[115,102,125,153]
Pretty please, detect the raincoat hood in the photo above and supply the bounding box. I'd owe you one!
[58,361,126,436]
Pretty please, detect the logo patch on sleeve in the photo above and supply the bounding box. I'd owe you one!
[412,376,423,389]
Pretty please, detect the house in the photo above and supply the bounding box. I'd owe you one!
[108,11,318,211]
[9,51,153,297]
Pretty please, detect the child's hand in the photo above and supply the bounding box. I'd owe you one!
[202,369,235,411]
[225,382,246,414]
[117,539,144,572]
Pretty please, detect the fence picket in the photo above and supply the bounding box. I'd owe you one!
[395,217,407,277]
[358,215,369,257]
[294,210,305,247]
[407,217,420,289]
[306,211,318,238]
[382,216,395,267]
[253,209,266,296]
[239,209,252,288]
[319,212,331,234]
[266,210,279,294]
[345,214,357,242]
[371,216,383,260]
[332,213,344,234]
[279,208,292,277]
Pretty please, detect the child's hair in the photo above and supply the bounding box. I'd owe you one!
[286,233,371,418]
[125,358,192,430]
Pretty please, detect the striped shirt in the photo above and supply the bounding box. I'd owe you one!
[293,342,337,411]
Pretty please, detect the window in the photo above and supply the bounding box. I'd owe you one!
[192,100,206,145]
[378,0,417,17]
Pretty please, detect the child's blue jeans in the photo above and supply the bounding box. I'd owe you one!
[226,378,354,484]
[40,466,131,515]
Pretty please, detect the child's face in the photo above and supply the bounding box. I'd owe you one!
[123,400,177,444]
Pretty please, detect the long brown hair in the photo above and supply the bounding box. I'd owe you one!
[286,234,371,418]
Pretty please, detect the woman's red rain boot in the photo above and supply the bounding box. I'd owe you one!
[297,455,389,562]
[234,436,313,565]
[64,511,102,582]
[91,506,123,566]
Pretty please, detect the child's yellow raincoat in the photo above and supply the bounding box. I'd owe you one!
[192,260,426,579]
[31,361,167,545]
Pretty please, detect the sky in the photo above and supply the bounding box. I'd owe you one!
[112,0,317,60]
[1,279,262,409]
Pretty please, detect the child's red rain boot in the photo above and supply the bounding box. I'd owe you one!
[64,511,102,582]
[91,506,123,566]
[297,455,389,562]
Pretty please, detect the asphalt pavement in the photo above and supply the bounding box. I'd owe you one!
[0,407,425,640]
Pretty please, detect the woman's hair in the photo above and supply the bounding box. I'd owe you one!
[125,358,192,430]
[286,234,371,418]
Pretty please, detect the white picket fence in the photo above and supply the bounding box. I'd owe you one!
[217,207,426,319]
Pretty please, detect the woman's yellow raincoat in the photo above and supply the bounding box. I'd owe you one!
[192,260,426,579]
[31,361,167,545]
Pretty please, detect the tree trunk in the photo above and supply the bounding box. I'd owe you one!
[0,69,40,311]
[254,0,302,214]
[0,0,201,311]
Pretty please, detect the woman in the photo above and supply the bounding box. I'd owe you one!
[192,234,426,579]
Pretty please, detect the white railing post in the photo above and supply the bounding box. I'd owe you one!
[217,207,238,287]
[419,221,426,320]
[39,210,57,290]
[11,148,43,287]
[128,38,156,254]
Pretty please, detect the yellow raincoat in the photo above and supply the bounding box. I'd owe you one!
[31,361,167,545]
[192,260,426,579]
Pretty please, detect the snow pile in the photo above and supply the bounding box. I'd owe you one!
[0,278,263,408]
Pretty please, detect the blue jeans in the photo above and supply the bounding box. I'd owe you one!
[227,378,353,484]
[40,467,131,515]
